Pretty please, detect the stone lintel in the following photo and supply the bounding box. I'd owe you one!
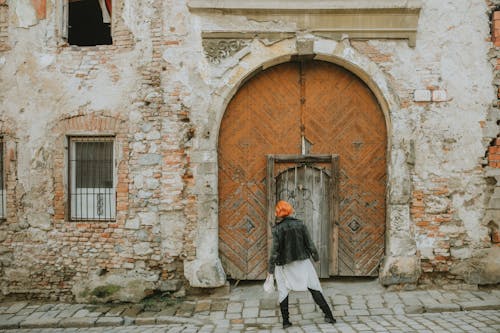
[193,1,421,47]
[188,0,423,11]
[202,31,295,40]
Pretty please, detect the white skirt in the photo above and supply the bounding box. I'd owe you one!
[274,259,323,303]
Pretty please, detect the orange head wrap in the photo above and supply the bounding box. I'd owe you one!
[275,200,294,218]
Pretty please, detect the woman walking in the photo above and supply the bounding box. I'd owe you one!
[268,200,336,329]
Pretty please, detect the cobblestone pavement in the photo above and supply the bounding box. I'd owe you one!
[0,280,499,332]
[1,311,499,333]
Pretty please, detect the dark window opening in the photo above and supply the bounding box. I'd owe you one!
[68,0,112,46]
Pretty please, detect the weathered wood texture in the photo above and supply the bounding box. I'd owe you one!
[276,165,331,278]
[218,61,386,279]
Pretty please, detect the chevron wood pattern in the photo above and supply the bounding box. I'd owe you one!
[218,61,386,279]
[302,61,386,276]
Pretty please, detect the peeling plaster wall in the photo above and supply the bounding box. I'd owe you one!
[0,0,498,301]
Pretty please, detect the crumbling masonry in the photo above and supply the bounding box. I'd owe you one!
[0,0,499,302]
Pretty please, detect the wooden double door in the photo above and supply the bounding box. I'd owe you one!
[218,61,387,280]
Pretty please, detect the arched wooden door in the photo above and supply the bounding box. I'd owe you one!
[218,61,387,280]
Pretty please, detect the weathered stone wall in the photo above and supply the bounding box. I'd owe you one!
[0,0,498,302]
[0,0,193,301]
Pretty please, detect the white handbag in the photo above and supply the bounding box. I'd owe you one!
[263,274,275,293]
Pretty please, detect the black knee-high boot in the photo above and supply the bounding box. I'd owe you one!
[308,288,336,324]
[279,296,293,328]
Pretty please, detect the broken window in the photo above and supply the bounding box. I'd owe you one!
[0,137,5,219]
[68,0,112,46]
[69,137,115,221]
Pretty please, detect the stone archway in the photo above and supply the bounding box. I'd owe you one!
[218,60,387,280]
[184,43,415,288]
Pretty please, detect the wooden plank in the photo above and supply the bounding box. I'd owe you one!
[303,60,386,276]
[275,164,330,278]
[218,62,301,279]
[270,154,332,163]
[330,155,339,275]
[266,156,275,264]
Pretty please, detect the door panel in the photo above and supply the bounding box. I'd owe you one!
[218,61,386,279]
[218,63,302,279]
[276,165,330,278]
[302,61,386,276]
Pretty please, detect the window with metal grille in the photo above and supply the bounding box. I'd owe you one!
[69,137,115,221]
[0,137,5,220]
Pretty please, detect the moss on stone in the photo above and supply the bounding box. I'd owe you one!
[90,284,121,298]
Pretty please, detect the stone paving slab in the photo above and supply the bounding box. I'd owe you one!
[0,280,498,330]
[2,311,496,333]
[19,318,61,329]
[95,316,124,327]
[459,300,500,310]
[58,317,97,328]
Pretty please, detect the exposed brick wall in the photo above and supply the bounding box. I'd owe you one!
[492,10,500,47]
[0,1,8,52]
[411,179,459,275]
[488,138,500,168]
[486,4,500,248]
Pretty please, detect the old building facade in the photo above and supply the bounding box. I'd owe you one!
[0,0,499,302]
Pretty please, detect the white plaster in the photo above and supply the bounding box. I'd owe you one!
[36,53,55,69]
[14,0,38,28]
[313,39,338,55]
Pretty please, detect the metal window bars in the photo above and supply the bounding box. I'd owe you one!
[69,137,115,221]
[0,138,5,219]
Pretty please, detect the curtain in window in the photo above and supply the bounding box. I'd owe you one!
[98,0,111,23]
[105,0,112,15]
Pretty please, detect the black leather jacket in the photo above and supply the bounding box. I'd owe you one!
[268,216,319,274]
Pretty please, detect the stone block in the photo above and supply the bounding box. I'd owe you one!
[458,300,500,310]
[20,318,61,328]
[159,279,183,291]
[95,316,124,327]
[0,315,26,329]
[449,248,500,284]
[260,299,277,310]
[124,219,140,230]
[133,242,153,255]
[405,305,424,314]
[59,317,96,328]
[380,256,421,285]
[296,38,314,55]
[134,316,156,325]
[156,315,204,325]
[184,258,226,288]
[414,90,431,102]
[5,302,28,314]
[138,154,162,166]
[423,303,460,313]
[431,90,448,102]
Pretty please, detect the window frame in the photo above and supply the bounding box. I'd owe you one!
[62,0,113,46]
[67,135,116,222]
